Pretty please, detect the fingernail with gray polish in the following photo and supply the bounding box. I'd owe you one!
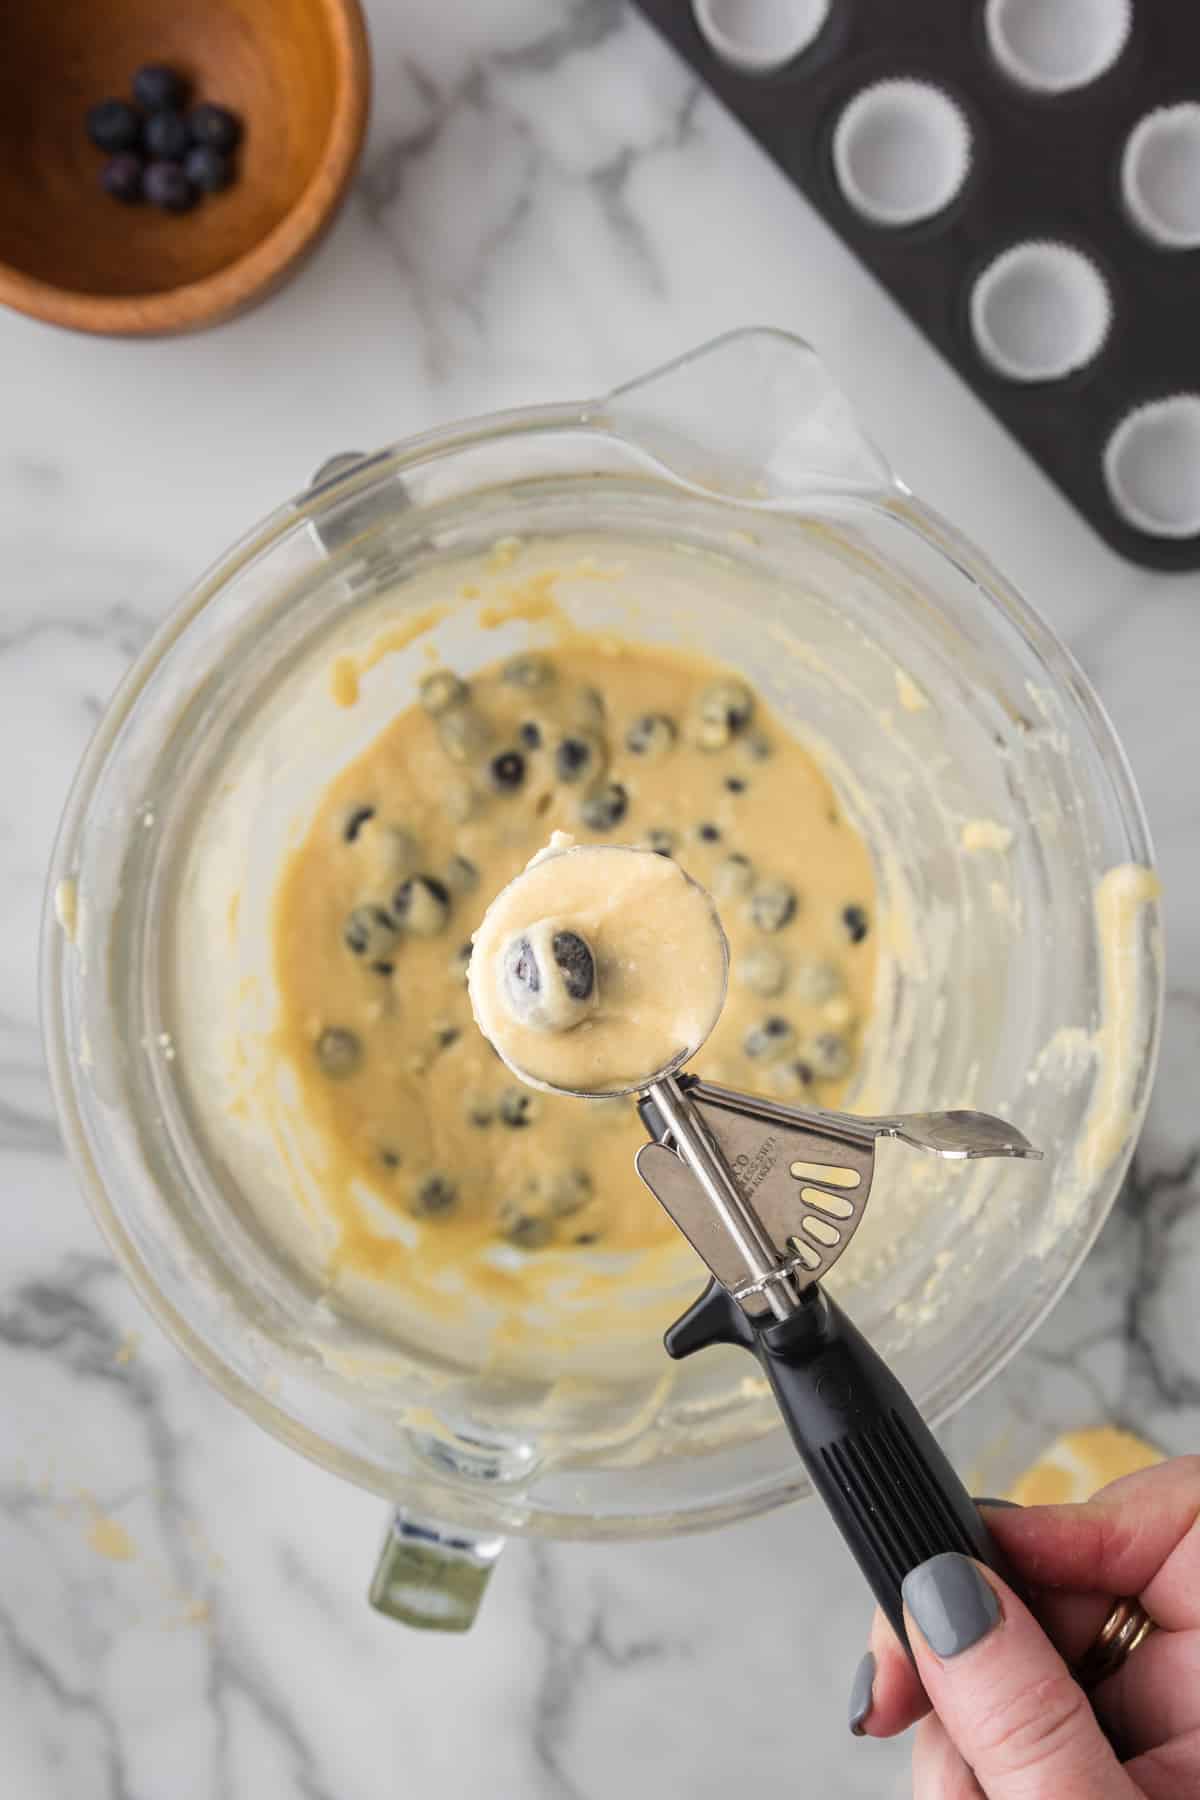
[974,1496,1020,1509]
[902,1553,1001,1658]
[848,1650,876,1736]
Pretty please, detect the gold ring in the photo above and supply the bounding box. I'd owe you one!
[1075,1597,1158,1691]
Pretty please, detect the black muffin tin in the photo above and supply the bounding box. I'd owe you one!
[631,0,1200,570]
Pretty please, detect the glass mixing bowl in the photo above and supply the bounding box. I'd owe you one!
[42,332,1161,1628]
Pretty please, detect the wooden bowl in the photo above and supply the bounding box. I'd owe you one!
[0,0,369,336]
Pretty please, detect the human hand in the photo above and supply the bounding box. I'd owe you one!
[848,1456,1200,1796]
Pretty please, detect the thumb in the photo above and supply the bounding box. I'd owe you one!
[902,1553,1136,1799]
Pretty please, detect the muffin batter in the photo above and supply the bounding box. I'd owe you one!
[469,838,729,1095]
[271,638,877,1280]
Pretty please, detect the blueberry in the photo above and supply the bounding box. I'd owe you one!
[519,720,542,749]
[552,931,595,1000]
[744,1016,796,1060]
[506,935,541,1000]
[434,1022,461,1050]
[316,1028,362,1078]
[100,153,145,203]
[644,827,677,857]
[505,928,596,1030]
[86,99,141,153]
[187,102,241,152]
[749,880,797,934]
[502,653,553,689]
[444,855,478,894]
[499,1200,554,1250]
[713,853,754,899]
[555,734,599,784]
[132,65,188,112]
[696,822,721,844]
[378,1147,402,1169]
[143,110,190,161]
[843,904,869,944]
[410,1172,458,1217]
[737,946,787,997]
[392,875,451,936]
[804,1032,852,1080]
[579,781,628,832]
[144,160,197,212]
[343,905,397,959]
[769,1060,814,1099]
[547,1169,593,1218]
[489,749,526,791]
[184,144,232,193]
[725,776,747,794]
[625,713,676,759]
[371,961,394,977]
[342,804,375,843]
[695,679,754,750]
[419,669,468,714]
[499,1087,539,1128]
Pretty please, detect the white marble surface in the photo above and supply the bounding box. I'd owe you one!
[2,2,1198,1795]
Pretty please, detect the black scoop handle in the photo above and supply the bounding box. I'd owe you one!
[666,1281,1016,1653]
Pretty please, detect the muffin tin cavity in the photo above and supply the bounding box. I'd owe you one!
[832,80,971,228]
[1121,105,1200,250]
[970,242,1111,382]
[691,0,831,73]
[984,0,1131,95]
[634,0,1200,566]
[1104,396,1200,539]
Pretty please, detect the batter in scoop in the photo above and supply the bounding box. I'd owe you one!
[271,638,877,1277]
[469,838,729,1095]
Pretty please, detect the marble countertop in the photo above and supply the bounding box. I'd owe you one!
[3,3,1197,1795]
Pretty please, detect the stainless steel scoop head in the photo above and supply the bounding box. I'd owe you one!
[636,1076,1041,1320]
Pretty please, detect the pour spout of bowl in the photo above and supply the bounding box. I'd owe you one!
[591,327,897,510]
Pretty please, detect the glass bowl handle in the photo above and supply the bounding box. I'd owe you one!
[591,327,897,507]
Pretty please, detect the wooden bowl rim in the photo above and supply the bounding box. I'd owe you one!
[0,0,370,336]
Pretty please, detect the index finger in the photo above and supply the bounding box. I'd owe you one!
[856,1459,1200,1741]
[1001,1456,1200,1629]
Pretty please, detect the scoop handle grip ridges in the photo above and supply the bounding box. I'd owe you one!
[666,1281,1016,1652]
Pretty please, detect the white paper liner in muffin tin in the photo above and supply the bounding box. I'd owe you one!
[640,0,1200,562]
[984,0,1132,95]
[691,0,831,73]
[969,241,1112,383]
[832,79,972,229]
[1121,104,1200,251]
[1104,395,1200,539]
